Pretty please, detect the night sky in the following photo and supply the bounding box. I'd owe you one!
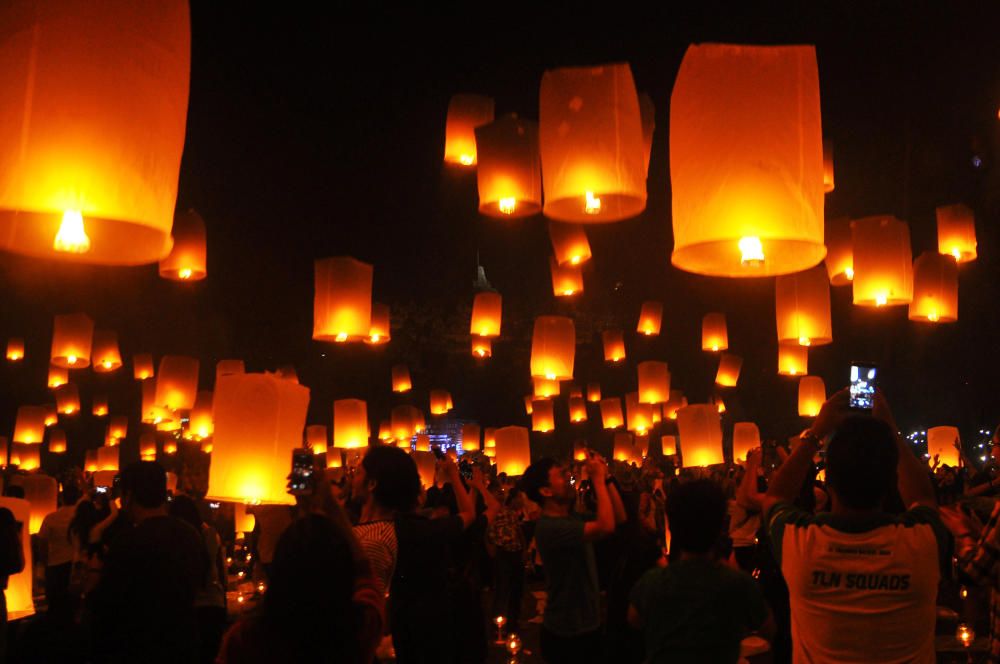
[1,4,999,469]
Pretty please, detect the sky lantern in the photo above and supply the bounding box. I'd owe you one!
[43,406,57,428]
[539,62,646,223]
[334,399,369,449]
[159,209,207,281]
[660,435,677,456]
[6,338,23,362]
[531,400,555,433]
[852,215,913,307]
[715,354,743,388]
[377,420,393,443]
[391,405,420,441]
[208,373,310,505]
[391,365,412,393]
[822,140,835,193]
[108,416,128,441]
[909,251,958,323]
[412,451,437,488]
[548,221,592,267]
[0,0,190,266]
[484,428,497,449]
[600,397,624,430]
[471,337,492,359]
[313,257,373,343]
[364,303,391,345]
[83,449,98,472]
[162,440,178,455]
[775,266,832,346]
[638,361,670,404]
[670,44,825,277]
[474,114,541,218]
[326,449,344,469]
[461,424,480,452]
[139,434,156,460]
[566,384,583,399]
[233,504,256,535]
[702,314,728,352]
[13,406,46,444]
[614,432,638,463]
[133,354,155,380]
[626,392,653,436]
[48,429,67,454]
[470,292,502,338]
[550,258,584,297]
[187,391,214,439]
[429,390,452,415]
[156,415,181,433]
[413,434,430,452]
[50,313,94,369]
[12,444,40,471]
[936,203,977,263]
[824,217,854,286]
[677,405,724,467]
[11,475,56,535]
[778,344,808,377]
[664,391,687,420]
[530,316,575,380]
[91,330,122,373]
[651,403,663,424]
[533,377,560,400]
[569,397,588,423]
[92,394,109,417]
[306,425,328,455]
[155,355,199,411]
[0,497,34,618]
[216,360,245,380]
[927,426,960,468]
[798,376,826,417]
[97,446,119,472]
[48,365,68,389]
[732,422,761,463]
[713,394,727,414]
[523,396,535,416]
[602,329,626,363]
[494,426,531,476]
[638,92,656,177]
[141,380,163,424]
[573,441,589,461]
[444,93,494,167]
[103,426,119,447]
[587,382,602,402]
[637,301,663,337]
[55,384,80,415]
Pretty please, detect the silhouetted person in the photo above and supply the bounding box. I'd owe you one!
[0,507,24,660]
[39,481,82,625]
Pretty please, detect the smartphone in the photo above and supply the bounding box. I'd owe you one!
[288,448,315,495]
[849,363,878,411]
[94,485,109,495]
[208,501,220,510]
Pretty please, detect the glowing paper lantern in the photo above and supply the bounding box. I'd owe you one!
[550,258,583,297]
[614,432,639,463]
[208,373,310,505]
[0,0,190,265]
[472,337,492,358]
[461,424,480,452]
[566,384,583,399]
[702,314,728,352]
[97,446,119,472]
[775,266,832,346]
[159,209,207,281]
[377,420,393,442]
[569,397,587,423]
[470,292,502,337]
[600,398,624,430]
[713,395,727,414]
[484,428,496,449]
[444,93,494,167]
[602,330,626,363]
[391,365,412,393]
[139,434,156,460]
[533,377,560,399]
[326,449,343,469]
[333,399,369,449]
[133,354,155,380]
[936,204,977,263]
[651,403,662,424]
[637,361,670,404]
[6,338,23,362]
[0,497,34,618]
[637,301,663,337]
[927,426,960,468]
[822,140,835,193]
[732,422,760,463]
[639,92,656,177]
[391,405,420,441]
[48,365,68,389]
[155,356,199,411]
[11,443,40,471]
[778,344,808,377]
[715,354,743,388]
[677,405,724,467]
[430,390,452,416]
[48,429,66,454]
[574,441,589,461]
[50,314,94,368]
[798,376,826,417]
[188,391,214,439]
[660,435,677,456]
[55,384,80,415]
[306,425,328,455]
[414,434,430,452]
[587,383,601,402]
[494,426,531,476]
[234,504,255,534]
[83,450,98,472]
[365,303,391,345]
[313,257,373,343]
[664,391,687,420]
[909,251,958,323]
[43,406,57,428]
[474,114,541,218]
[532,400,555,433]
[530,316,575,380]
[10,475,56,536]
[670,44,825,277]
[626,393,653,435]
[824,217,854,286]
[548,221,592,267]
[412,450,437,488]
[162,440,177,455]
[852,216,913,307]
[91,330,122,373]
[108,416,127,441]
[523,396,534,416]
[540,63,646,223]
[92,394,108,417]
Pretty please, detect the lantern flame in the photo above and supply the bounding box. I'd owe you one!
[53,210,91,254]
[927,310,939,322]
[711,345,719,352]
[738,236,764,266]
[799,336,811,347]
[369,334,381,343]
[584,191,601,214]
[459,154,474,166]
[950,248,961,261]
[102,360,112,369]
[844,267,854,280]
[562,289,575,296]
[335,333,348,342]
[875,293,888,307]
[66,355,77,365]
[570,255,581,265]
[498,197,516,215]
[178,268,193,280]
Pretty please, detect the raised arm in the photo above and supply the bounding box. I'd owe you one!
[737,448,765,511]
[583,454,615,541]
[438,456,477,529]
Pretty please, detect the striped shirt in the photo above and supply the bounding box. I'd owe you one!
[958,500,1000,663]
[353,520,397,596]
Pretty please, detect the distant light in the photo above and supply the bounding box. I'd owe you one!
[972,155,983,168]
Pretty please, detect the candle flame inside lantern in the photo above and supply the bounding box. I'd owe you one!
[844,267,854,280]
[739,236,764,266]
[458,154,474,166]
[53,210,91,254]
[584,191,601,214]
[178,268,193,280]
[498,197,516,215]
[66,355,77,365]
[875,293,888,307]
[335,333,348,342]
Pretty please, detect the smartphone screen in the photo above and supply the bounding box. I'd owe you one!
[289,449,314,494]
[95,486,109,495]
[849,364,877,410]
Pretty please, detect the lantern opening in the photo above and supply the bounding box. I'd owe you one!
[799,336,811,347]
[178,268,193,280]
[498,197,516,215]
[66,355,77,365]
[53,210,90,254]
[875,293,887,307]
[584,191,601,215]
[738,236,764,266]
[927,310,939,322]
[369,334,381,343]
[458,154,474,166]
[949,248,961,261]
[335,333,348,342]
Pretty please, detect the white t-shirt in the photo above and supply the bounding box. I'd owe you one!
[38,505,77,567]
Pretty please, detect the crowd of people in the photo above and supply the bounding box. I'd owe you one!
[0,388,998,662]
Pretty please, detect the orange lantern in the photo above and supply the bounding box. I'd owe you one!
[824,217,854,286]
[391,365,412,393]
[569,397,587,423]
[637,301,663,337]
[533,377,560,399]
[494,426,531,476]
[11,443,40,471]
[413,434,430,452]
[474,114,541,217]
[154,355,199,411]
[928,426,960,468]
[531,400,555,433]
[159,209,207,281]
[530,316,575,380]
[50,313,94,368]
[566,384,583,399]
[0,0,190,265]
[651,403,662,424]
[10,475,57,535]
[523,396,534,416]
[639,92,656,177]
[660,435,677,456]
[97,446,119,472]
[470,292,502,338]
[732,422,760,463]
[43,406,57,428]
[626,393,653,435]
[233,503,255,534]
[775,266,832,346]
[471,337,492,359]
[461,424,480,452]
[55,384,80,415]
[208,373,310,505]
[377,420,393,442]
[715,354,743,388]
[664,391,687,420]
[670,44,825,277]
[573,441,589,461]
[702,313,728,352]
[548,221,592,267]
[162,440,178,455]
[133,353,155,380]
[430,390,452,416]
[108,416,128,441]
[187,391,214,439]
[822,140,835,193]
[713,394,727,414]
[600,398,624,430]
[333,399,369,449]
[586,382,602,402]
[91,330,122,373]
[313,257,373,342]
[48,365,68,389]
[637,361,670,404]
[614,432,639,463]
[48,429,67,454]
[306,425,328,455]
[365,303,391,345]
[92,394,109,417]
[156,416,181,433]
[326,449,344,469]
[141,380,163,424]
[6,338,23,362]
[83,449,98,472]
[602,329,626,363]
[102,426,118,447]
[539,63,646,222]
[0,497,34,618]
[852,215,913,307]
[550,258,583,297]
[391,405,420,442]
[411,450,437,488]
[677,405,724,467]
[484,428,497,449]
[444,93,494,167]
[936,204,977,263]
[778,344,808,377]
[909,251,958,323]
[798,376,826,417]
[139,434,157,460]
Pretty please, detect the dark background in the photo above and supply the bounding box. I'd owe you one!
[1,4,998,469]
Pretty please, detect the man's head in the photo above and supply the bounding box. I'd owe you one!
[61,481,81,506]
[354,446,421,513]
[521,458,574,507]
[119,461,168,517]
[825,415,898,511]
[666,479,727,555]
